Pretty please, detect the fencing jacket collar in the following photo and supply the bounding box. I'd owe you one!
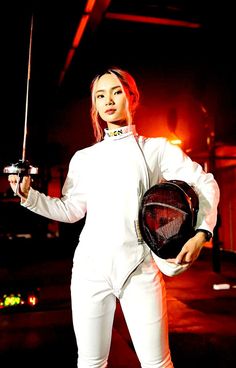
[104,125,137,140]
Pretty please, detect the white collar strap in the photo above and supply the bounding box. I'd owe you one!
[104,125,137,140]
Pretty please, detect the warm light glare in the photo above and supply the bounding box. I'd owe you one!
[85,0,96,13]
[73,14,90,48]
[59,49,75,85]
[105,13,201,29]
[168,132,182,146]
[59,0,94,85]
[170,138,182,145]
[65,49,76,70]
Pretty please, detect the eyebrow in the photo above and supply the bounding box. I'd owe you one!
[95,85,121,94]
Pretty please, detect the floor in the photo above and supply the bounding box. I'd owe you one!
[0,239,235,368]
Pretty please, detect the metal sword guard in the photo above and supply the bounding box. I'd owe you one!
[3,159,38,176]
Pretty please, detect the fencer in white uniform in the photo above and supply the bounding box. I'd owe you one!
[8,68,220,368]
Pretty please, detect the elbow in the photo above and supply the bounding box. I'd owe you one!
[65,207,86,224]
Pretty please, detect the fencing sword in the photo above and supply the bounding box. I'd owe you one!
[3,15,38,193]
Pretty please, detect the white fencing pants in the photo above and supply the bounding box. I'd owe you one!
[71,253,173,368]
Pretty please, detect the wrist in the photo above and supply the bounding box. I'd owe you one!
[17,187,30,202]
[195,229,212,242]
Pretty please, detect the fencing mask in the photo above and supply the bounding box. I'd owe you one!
[139,180,199,259]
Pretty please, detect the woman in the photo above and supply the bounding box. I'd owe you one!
[8,67,220,368]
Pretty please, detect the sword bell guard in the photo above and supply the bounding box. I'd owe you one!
[3,159,38,175]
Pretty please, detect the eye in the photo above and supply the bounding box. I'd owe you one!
[114,89,123,95]
[96,93,104,99]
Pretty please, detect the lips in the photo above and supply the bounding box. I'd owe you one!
[105,109,116,114]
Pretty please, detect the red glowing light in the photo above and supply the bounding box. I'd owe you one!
[72,15,90,48]
[170,138,182,145]
[28,295,38,306]
[85,0,96,13]
[105,13,201,29]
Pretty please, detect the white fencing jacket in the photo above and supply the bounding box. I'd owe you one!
[22,125,219,286]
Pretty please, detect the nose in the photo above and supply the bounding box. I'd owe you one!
[105,95,114,105]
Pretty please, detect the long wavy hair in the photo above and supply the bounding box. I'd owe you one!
[90,67,140,142]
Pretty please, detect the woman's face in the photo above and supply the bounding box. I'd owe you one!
[94,73,129,128]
